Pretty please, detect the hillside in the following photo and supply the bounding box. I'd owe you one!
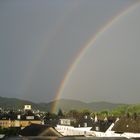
[88,101,124,111]
[0,96,124,112]
[0,96,46,111]
[53,99,125,112]
[51,99,89,112]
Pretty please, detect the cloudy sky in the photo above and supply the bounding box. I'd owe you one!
[0,0,140,104]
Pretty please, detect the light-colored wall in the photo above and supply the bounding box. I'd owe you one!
[0,120,42,128]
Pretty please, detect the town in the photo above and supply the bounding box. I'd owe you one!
[0,105,140,139]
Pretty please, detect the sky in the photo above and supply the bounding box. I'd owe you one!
[0,0,140,104]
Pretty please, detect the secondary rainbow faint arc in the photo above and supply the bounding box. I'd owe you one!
[51,2,140,113]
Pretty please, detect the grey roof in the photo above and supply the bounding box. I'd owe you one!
[19,123,63,137]
[112,117,140,133]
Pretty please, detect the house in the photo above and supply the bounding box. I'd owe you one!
[91,116,117,132]
[19,123,63,137]
[59,118,76,126]
[0,111,17,128]
[56,118,93,136]
[24,105,32,111]
[112,116,140,133]
[76,115,93,127]
[19,110,42,128]
[0,105,42,128]
[90,116,140,138]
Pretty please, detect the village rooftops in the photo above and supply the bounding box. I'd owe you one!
[91,120,113,132]
[19,123,63,137]
[112,116,140,133]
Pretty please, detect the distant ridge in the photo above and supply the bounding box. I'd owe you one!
[53,99,125,112]
[0,96,124,112]
[0,96,46,111]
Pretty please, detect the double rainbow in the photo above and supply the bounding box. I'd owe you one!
[51,2,140,113]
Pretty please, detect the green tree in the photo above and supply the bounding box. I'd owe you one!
[99,110,109,116]
[57,109,64,118]
[66,109,80,119]
[80,109,91,116]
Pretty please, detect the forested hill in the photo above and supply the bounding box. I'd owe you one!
[0,96,126,112]
[0,96,47,111]
[52,99,125,112]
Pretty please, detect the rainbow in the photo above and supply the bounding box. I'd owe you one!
[51,2,140,113]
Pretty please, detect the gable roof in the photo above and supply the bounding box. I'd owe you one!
[19,123,63,137]
[112,117,140,133]
[91,121,112,132]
